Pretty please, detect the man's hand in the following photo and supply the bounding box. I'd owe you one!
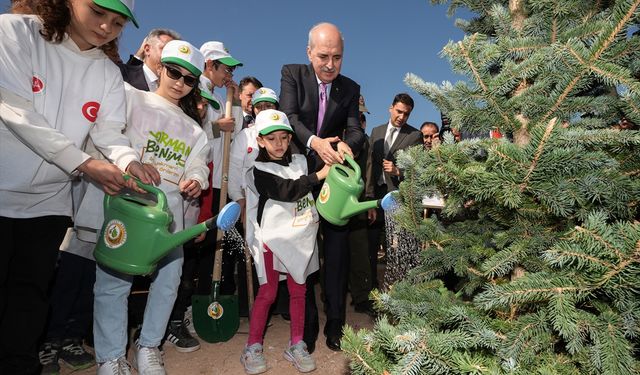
[367,208,377,224]
[124,161,161,193]
[225,80,240,102]
[179,179,202,198]
[194,232,206,243]
[311,136,343,165]
[77,158,127,195]
[382,159,400,176]
[336,141,353,159]
[126,161,161,185]
[216,117,236,132]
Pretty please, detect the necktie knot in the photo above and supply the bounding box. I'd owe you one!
[243,114,254,129]
[384,126,398,155]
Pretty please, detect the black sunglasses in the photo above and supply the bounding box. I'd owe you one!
[163,64,197,87]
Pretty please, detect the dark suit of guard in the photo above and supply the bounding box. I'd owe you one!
[365,121,422,289]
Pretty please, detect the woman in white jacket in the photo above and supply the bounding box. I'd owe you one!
[0,1,152,373]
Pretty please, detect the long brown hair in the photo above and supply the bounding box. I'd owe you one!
[157,65,203,126]
[35,0,120,62]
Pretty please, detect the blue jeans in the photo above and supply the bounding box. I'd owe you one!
[93,247,183,363]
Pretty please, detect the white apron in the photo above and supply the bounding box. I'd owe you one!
[245,154,319,285]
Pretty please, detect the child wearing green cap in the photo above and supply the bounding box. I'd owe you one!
[81,40,209,375]
[241,110,330,374]
[0,0,147,373]
[229,87,280,222]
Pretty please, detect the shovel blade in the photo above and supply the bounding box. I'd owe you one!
[191,293,239,343]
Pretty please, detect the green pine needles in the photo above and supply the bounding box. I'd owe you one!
[342,1,640,373]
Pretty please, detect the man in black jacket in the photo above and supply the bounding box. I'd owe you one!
[119,28,180,91]
[279,22,365,352]
[365,93,422,289]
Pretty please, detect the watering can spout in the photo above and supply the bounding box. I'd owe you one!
[342,190,399,220]
[151,201,242,265]
[342,198,379,219]
[316,153,402,226]
[152,222,208,264]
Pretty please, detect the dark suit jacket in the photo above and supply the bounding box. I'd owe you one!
[366,123,422,197]
[126,54,143,66]
[279,64,365,166]
[118,61,149,91]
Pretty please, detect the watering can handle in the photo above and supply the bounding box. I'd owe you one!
[121,175,168,211]
[343,154,361,181]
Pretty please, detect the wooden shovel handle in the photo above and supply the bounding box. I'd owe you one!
[244,242,254,310]
[212,88,234,282]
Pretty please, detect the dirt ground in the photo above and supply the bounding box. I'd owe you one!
[61,284,376,375]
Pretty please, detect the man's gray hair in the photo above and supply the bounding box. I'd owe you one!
[145,28,181,45]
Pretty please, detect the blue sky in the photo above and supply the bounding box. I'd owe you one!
[2,0,473,134]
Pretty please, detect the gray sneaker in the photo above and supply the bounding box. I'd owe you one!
[97,357,132,375]
[133,345,165,375]
[283,341,316,373]
[240,343,267,374]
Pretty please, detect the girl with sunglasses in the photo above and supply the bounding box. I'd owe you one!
[0,1,150,373]
[90,40,210,374]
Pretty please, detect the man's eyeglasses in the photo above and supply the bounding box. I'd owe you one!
[222,65,235,76]
[163,64,197,87]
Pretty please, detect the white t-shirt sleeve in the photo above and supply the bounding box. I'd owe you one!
[231,105,243,138]
[0,16,34,100]
[0,16,90,173]
[0,88,90,174]
[184,132,210,191]
[90,71,138,172]
[228,129,248,201]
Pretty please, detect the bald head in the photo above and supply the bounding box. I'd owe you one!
[308,23,343,49]
[307,23,344,83]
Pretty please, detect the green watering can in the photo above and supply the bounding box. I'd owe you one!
[316,154,398,226]
[94,178,240,276]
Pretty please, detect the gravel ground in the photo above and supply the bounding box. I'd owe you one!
[61,284,376,375]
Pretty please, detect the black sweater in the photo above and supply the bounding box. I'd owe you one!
[253,153,321,223]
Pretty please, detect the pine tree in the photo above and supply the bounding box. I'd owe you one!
[342,1,640,373]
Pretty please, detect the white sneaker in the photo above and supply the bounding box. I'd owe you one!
[133,345,165,375]
[97,356,132,375]
[240,343,267,374]
[184,305,198,336]
[284,341,316,373]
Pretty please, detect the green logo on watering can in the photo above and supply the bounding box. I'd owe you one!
[104,219,127,249]
[208,301,223,319]
[319,182,330,204]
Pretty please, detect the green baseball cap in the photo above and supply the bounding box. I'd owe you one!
[93,0,138,28]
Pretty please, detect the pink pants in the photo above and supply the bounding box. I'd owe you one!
[247,245,306,345]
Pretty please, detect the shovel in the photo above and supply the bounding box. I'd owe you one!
[244,241,255,312]
[192,88,240,342]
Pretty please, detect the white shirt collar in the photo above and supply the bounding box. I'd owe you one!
[387,121,401,133]
[314,75,332,96]
[142,64,159,91]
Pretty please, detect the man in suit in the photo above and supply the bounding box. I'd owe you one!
[118,28,180,91]
[238,76,263,128]
[365,93,422,287]
[280,22,365,352]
